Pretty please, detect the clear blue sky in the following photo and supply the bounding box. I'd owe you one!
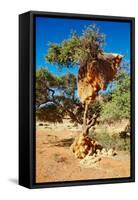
[35,16,131,77]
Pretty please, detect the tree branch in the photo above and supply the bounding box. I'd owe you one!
[52,98,82,124]
[83,103,89,127]
[37,85,82,124]
[86,113,99,129]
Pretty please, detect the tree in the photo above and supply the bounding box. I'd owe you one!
[45,25,105,135]
[36,67,58,107]
[36,67,82,124]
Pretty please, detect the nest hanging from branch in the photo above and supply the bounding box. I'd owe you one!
[77,52,123,104]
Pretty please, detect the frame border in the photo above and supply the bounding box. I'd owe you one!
[20,11,135,189]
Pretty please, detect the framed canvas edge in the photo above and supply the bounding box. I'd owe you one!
[19,10,135,189]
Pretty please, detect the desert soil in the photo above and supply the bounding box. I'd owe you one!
[36,120,130,183]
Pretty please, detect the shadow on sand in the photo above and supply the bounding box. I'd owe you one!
[50,138,74,147]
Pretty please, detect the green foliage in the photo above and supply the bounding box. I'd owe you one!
[36,68,58,106]
[90,131,130,151]
[36,67,81,123]
[36,67,58,87]
[88,100,102,115]
[57,73,77,99]
[46,34,81,68]
[101,70,130,121]
[36,67,77,105]
[36,104,63,123]
[46,24,105,68]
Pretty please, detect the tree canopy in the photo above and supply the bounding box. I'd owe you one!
[46,24,105,69]
[36,68,82,123]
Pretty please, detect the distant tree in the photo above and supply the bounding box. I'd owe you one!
[57,73,77,100]
[36,104,63,123]
[36,68,82,124]
[101,70,130,121]
[36,68,58,107]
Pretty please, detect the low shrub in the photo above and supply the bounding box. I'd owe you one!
[89,130,130,152]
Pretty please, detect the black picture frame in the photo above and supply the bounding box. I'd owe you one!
[19,11,135,189]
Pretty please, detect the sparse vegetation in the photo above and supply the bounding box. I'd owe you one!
[89,130,130,151]
[101,70,130,122]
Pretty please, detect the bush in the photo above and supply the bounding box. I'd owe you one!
[89,130,130,152]
[101,70,130,122]
[36,104,63,123]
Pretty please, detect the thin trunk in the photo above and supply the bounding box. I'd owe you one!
[82,103,89,136]
[82,103,99,136]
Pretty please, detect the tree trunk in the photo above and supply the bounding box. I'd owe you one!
[71,102,99,158]
[82,103,89,136]
[82,103,99,136]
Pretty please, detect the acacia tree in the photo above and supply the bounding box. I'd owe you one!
[36,68,83,124]
[45,25,105,135]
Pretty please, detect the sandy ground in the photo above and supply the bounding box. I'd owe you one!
[36,121,130,183]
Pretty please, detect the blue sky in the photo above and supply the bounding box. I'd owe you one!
[36,16,131,78]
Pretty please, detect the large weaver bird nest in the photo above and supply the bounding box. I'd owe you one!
[77,52,123,104]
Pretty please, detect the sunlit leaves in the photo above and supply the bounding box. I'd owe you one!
[101,70,130,121]
[46,24,105,68]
